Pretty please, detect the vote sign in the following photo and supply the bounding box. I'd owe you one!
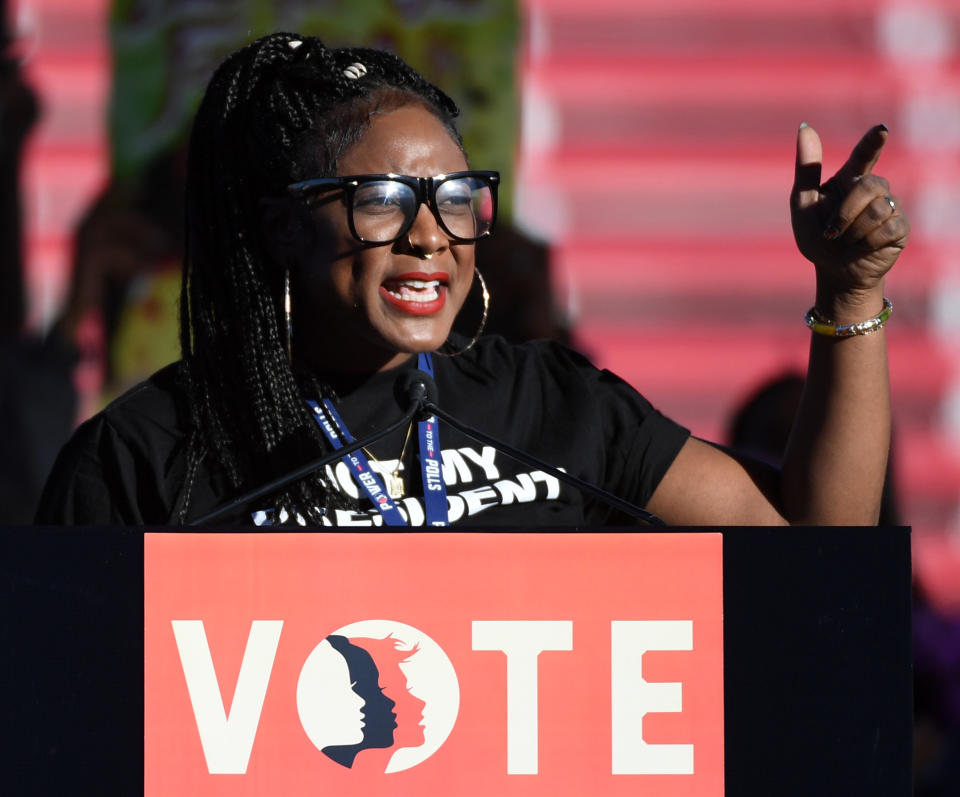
[144,531,724,795]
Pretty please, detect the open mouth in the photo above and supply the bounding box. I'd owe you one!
[380,272,449,315]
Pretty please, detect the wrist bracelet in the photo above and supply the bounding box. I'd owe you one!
[804,297,893,337]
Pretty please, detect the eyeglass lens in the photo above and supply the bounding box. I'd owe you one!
[351,176,494,242]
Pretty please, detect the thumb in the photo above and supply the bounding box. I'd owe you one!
[792,122,823,210]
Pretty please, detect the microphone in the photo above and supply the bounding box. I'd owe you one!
[395,370,439,422]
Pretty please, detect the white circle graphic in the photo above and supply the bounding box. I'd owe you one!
[331,619,459,773]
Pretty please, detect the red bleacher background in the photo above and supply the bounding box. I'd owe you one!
[515,0,960,606]
[18,0,960,606]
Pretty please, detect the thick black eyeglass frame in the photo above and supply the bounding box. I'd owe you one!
[286,170,500,244]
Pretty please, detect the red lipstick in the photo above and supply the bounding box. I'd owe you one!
[381,272,449,315]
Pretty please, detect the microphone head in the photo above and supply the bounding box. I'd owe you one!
[396,369,439,419]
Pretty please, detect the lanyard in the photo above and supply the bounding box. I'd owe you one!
[307,353,449,526]
[416,352,449,526]
[308,398,408,526]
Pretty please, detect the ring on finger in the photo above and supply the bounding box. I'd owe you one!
[885,195,896,212]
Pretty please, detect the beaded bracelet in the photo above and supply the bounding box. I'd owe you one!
[804,297,893,338]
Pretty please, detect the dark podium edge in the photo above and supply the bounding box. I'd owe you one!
[3,525,912,796]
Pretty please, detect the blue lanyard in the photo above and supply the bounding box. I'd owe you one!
[416,352,449,526]
[308,398,408,526]
[307,353,449,526]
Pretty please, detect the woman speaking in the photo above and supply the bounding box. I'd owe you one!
[37,33,908,527]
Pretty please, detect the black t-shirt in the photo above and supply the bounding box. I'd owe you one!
[36,338,689,526]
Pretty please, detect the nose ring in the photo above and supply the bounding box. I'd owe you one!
[408,234,434,259]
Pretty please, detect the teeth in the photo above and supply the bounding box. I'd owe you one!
[387,287,440,302]
[385,279,442,302]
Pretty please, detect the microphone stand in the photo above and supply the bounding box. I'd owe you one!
[188,403,420,526]
[421,400,666,527]
[188,377,665,527]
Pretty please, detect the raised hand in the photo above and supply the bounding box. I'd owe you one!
[790,123,909,311]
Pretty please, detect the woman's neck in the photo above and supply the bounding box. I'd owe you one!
[295,352,418,398]
[294,344,417,381]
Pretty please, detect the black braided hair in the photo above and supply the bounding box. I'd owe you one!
[177,32,462,523]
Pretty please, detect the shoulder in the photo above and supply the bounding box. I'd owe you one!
[35,363,192,524]
[94,361,189,440]
[431,336,690,512]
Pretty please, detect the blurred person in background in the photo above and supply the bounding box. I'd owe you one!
[0,7,36,345]
[1,146,185,523]
[0,9,54,524]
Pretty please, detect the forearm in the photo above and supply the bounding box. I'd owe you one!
[781,284,891,524]
[651,123,903,526]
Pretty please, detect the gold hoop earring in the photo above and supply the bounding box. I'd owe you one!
[284,269,293,363]
[436,268,489,358]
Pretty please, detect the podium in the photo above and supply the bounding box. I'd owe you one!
[4,527,911,796]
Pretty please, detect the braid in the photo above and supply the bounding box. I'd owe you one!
[179,32,461,523]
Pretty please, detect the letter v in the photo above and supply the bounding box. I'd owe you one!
[172,620,283,774]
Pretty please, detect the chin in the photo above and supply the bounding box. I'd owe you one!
[383,319,455,356]
[396,335,450,356]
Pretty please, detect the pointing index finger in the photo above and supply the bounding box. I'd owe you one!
[838,123,889,181]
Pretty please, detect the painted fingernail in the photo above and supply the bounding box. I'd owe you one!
[879,123,889,132]
[799,121,809,129]
[823,225,840,240]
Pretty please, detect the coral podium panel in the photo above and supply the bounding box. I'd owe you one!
[144,532,724,796]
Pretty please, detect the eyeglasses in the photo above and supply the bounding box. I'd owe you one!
[287,170,499,244]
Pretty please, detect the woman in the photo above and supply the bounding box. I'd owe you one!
[36,33,908,526]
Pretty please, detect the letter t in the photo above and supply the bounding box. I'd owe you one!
[472,620,573,774]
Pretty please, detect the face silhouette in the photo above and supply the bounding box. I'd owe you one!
[355,636,426,749]
[296,637,365,750]
[387,673,426,748]
[321,635,397,767]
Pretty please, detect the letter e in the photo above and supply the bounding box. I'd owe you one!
[611,620,693,775]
